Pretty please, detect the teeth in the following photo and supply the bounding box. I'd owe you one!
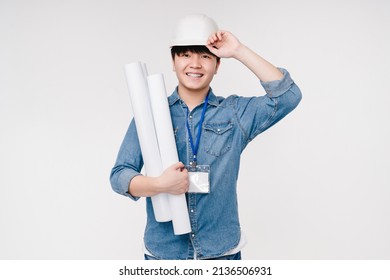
[186,73,203,78]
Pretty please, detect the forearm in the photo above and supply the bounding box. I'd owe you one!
[207,31,283,82]
[128,162,189,197]
[128,175,161,197]
[233,44,283,82]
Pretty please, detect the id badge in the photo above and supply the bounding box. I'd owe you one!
[186,165,210,193]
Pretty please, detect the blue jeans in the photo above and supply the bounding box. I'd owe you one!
[144,251,241,260]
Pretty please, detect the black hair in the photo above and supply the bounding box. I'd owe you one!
[171,45,220,63]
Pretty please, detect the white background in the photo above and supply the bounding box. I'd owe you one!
[1,0,389,260]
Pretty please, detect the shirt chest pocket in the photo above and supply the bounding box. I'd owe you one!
[203,121,234,157]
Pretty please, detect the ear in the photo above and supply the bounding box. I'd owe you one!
[214,60,221,75]
[172,58,176,72]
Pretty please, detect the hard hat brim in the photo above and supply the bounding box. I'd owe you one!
[170,39,208,47]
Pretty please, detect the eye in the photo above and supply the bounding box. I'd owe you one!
[179,52,190,58]
[201,54,211,59]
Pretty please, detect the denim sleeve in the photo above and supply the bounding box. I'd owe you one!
[110,119,143,201]
[234,68,302,147]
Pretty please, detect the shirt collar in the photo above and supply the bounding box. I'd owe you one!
[168,87,219,107]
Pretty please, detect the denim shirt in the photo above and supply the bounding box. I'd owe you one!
[110,68,302,259]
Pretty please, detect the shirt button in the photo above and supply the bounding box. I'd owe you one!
[189,115,193,119]
[190,209,194,213]
[217,128,221,132]
[191,233,195,238]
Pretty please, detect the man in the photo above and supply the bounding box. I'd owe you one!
[110,14,302,260]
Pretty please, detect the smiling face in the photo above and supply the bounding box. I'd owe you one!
[172,47,220,99]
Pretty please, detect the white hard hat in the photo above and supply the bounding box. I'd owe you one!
[170,14,219,47]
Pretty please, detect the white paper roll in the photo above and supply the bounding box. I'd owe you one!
[124,62,171,222]
[140,62,148,80]
[147,74,191,235]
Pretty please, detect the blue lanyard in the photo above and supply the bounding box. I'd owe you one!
[186,93,209,165]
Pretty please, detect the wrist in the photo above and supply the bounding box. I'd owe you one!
[232,43,250,61]
[154,175,168,194]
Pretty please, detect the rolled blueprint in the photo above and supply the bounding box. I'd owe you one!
[147,74,191,235]
[124,62,171,222]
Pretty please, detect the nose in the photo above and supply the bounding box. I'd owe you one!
[189,54,201,68]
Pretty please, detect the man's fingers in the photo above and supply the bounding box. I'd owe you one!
[172,161,185,170]
[216,30,225,40]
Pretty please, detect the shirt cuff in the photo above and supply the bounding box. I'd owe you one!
[260,68,294,98]
[117,168,141,201]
